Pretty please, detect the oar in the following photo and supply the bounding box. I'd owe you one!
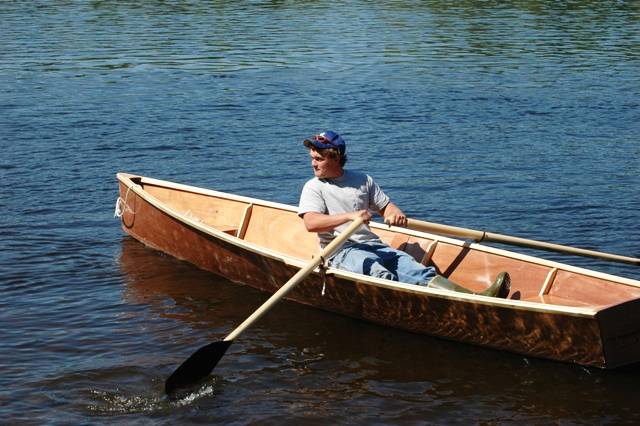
[406,218,640,266]
[165,217,365,395]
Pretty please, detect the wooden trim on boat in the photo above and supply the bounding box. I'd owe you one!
[237,203,253,239]
[539,268,559,296]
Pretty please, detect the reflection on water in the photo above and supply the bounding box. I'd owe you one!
[3,0,639,74]
[119,237,269,331]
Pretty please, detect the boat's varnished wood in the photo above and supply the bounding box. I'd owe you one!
[242,204,318,261]
[119,182,268,286]
[119,179,608,366]
[116,173,640,368]
[119,173,640,304]
[289,271,607,367]
[548,270,640,306]
[144,183,247,234]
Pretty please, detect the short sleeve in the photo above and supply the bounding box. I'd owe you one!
[298,179,327,217]
[368,175,390,211]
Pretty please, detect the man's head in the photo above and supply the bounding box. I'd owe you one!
[303,131,348,179]
[303,130,347,179]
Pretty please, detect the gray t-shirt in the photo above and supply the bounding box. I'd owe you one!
[298,170,390,248]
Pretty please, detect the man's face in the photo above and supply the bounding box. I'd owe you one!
[309,149,342,179]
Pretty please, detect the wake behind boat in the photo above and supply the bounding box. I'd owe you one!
[116,172,640,369]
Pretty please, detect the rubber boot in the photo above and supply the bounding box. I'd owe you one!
[427,272,510,298]
[427,275,473,294]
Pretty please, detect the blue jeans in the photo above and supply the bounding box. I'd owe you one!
[330,242,436,285]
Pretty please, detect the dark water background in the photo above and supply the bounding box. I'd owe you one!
[2,1,639,424]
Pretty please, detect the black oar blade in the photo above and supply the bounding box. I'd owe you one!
[165,340,233,395]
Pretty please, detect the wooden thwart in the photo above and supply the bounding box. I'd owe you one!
[539,267,559,296]
[237,203,253,239]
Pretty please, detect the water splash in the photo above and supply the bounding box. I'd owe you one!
[86,378,221,415]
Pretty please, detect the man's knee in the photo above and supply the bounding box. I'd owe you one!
[366,260,397,281]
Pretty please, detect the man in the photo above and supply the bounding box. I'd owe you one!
[297,130,509,297]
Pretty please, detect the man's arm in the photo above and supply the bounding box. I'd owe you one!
[379,202,407,227]
[302,210,372,233]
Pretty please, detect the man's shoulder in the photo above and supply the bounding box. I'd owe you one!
[302,171,374,190]
[302,176,322,189]
[343,169,371,182]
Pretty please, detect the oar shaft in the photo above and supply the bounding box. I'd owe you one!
[407,219,486,241]
[225,218,364,342]
[483,231,640,265]
[407,219,640,266]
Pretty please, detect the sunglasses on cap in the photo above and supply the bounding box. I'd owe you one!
[313,133,340,146]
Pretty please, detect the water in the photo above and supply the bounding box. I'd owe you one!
[1,1,639,423]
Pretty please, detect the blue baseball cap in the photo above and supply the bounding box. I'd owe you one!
[303,130,346,155]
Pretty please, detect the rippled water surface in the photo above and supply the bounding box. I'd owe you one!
[2,1,639,424]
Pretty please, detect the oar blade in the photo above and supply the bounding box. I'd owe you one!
[165,340,232,395]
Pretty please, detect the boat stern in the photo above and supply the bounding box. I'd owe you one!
[597,297,640,369]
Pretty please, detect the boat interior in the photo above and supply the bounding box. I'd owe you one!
[125,175,640,309]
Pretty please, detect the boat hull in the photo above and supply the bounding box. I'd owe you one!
[117,174,640,368]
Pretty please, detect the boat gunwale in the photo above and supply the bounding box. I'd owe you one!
[116,172,640,318]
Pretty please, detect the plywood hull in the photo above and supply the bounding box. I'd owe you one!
[117,173,640,368]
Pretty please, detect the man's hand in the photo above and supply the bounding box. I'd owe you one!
[349,209,372,224]
[381,202,407,227]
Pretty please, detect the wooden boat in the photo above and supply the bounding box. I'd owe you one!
[116,172,640,369]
